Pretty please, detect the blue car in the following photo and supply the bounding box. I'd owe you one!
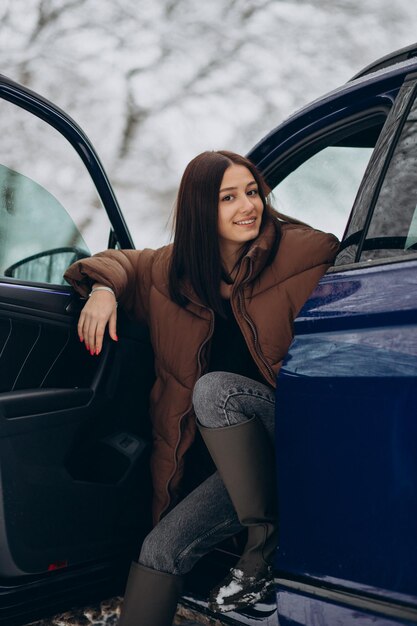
[0,43,416,626]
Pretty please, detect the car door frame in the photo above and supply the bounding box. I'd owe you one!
[0,73,134,251]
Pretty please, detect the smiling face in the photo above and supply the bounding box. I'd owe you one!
[217,164,264,264]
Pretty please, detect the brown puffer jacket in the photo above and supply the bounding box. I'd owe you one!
[64,218,339,524]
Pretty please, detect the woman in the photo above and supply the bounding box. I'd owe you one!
[64,150,339,626]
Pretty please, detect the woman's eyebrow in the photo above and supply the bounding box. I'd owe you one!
[219,180,257,193]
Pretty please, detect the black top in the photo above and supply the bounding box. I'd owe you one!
[182,298,269,497]
[208,298,265,385]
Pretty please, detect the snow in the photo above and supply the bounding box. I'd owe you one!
[215,568,245,605]
[1,1,417,252]
[213,567,275,613]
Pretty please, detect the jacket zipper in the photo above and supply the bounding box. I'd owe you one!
[232,258,275,386]
[160,304,214,520]
[236,291,275,385]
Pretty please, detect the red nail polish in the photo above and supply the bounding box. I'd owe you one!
[90,350,94,356]
[79,337,83,343]
[115,335,119,342]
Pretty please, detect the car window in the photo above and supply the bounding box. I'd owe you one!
[360,90,417,262]
[270,119,384,240]
[0,98,111,285]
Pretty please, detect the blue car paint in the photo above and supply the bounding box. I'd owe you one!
[276,589,417,626]
[271,259,417,624]
[297,261,417,327]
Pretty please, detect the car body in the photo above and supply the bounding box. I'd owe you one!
[0,43,416,626]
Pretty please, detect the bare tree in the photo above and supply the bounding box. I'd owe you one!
[1,0,416,248]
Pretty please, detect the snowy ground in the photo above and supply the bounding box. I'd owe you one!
[27,597,225,626]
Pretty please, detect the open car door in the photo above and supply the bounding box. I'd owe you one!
[0,76,154,624]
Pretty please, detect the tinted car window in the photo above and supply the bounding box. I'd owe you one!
[0,164,90,284]
[269,119,385,241]
[0,98,111,285]
[360,90,417,261]
[272,144,374,239]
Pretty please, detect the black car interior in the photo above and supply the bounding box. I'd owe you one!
[0,293,155,576]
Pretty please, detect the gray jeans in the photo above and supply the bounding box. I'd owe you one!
[138,372,276,575]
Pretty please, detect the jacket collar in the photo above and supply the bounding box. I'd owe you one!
[237,216,278,285]
[181,216,279,305]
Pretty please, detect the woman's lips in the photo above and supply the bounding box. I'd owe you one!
[233,217,256,226]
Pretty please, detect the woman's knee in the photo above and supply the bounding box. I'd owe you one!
[138,519,199,576]
[193,372,223,409]
[193,371,253,429]
[138,526,179,574]
[194,372,276,432]
[192,372,226,428]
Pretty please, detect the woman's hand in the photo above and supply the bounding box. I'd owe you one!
[78,284,118,355]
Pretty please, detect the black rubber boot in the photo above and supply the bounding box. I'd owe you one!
[198,416,278,612]
[118,562,184,626]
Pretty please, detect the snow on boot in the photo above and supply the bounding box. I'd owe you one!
[198,415,278,612]
[208,565,274,613]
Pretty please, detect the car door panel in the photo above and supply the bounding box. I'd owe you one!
[0,283,103,395]
[0,290,154,577]
[272,264,417,626]
[0,388,93,420]
[0,284,152,575]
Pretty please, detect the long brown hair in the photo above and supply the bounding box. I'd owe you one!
[169,150,292,314]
